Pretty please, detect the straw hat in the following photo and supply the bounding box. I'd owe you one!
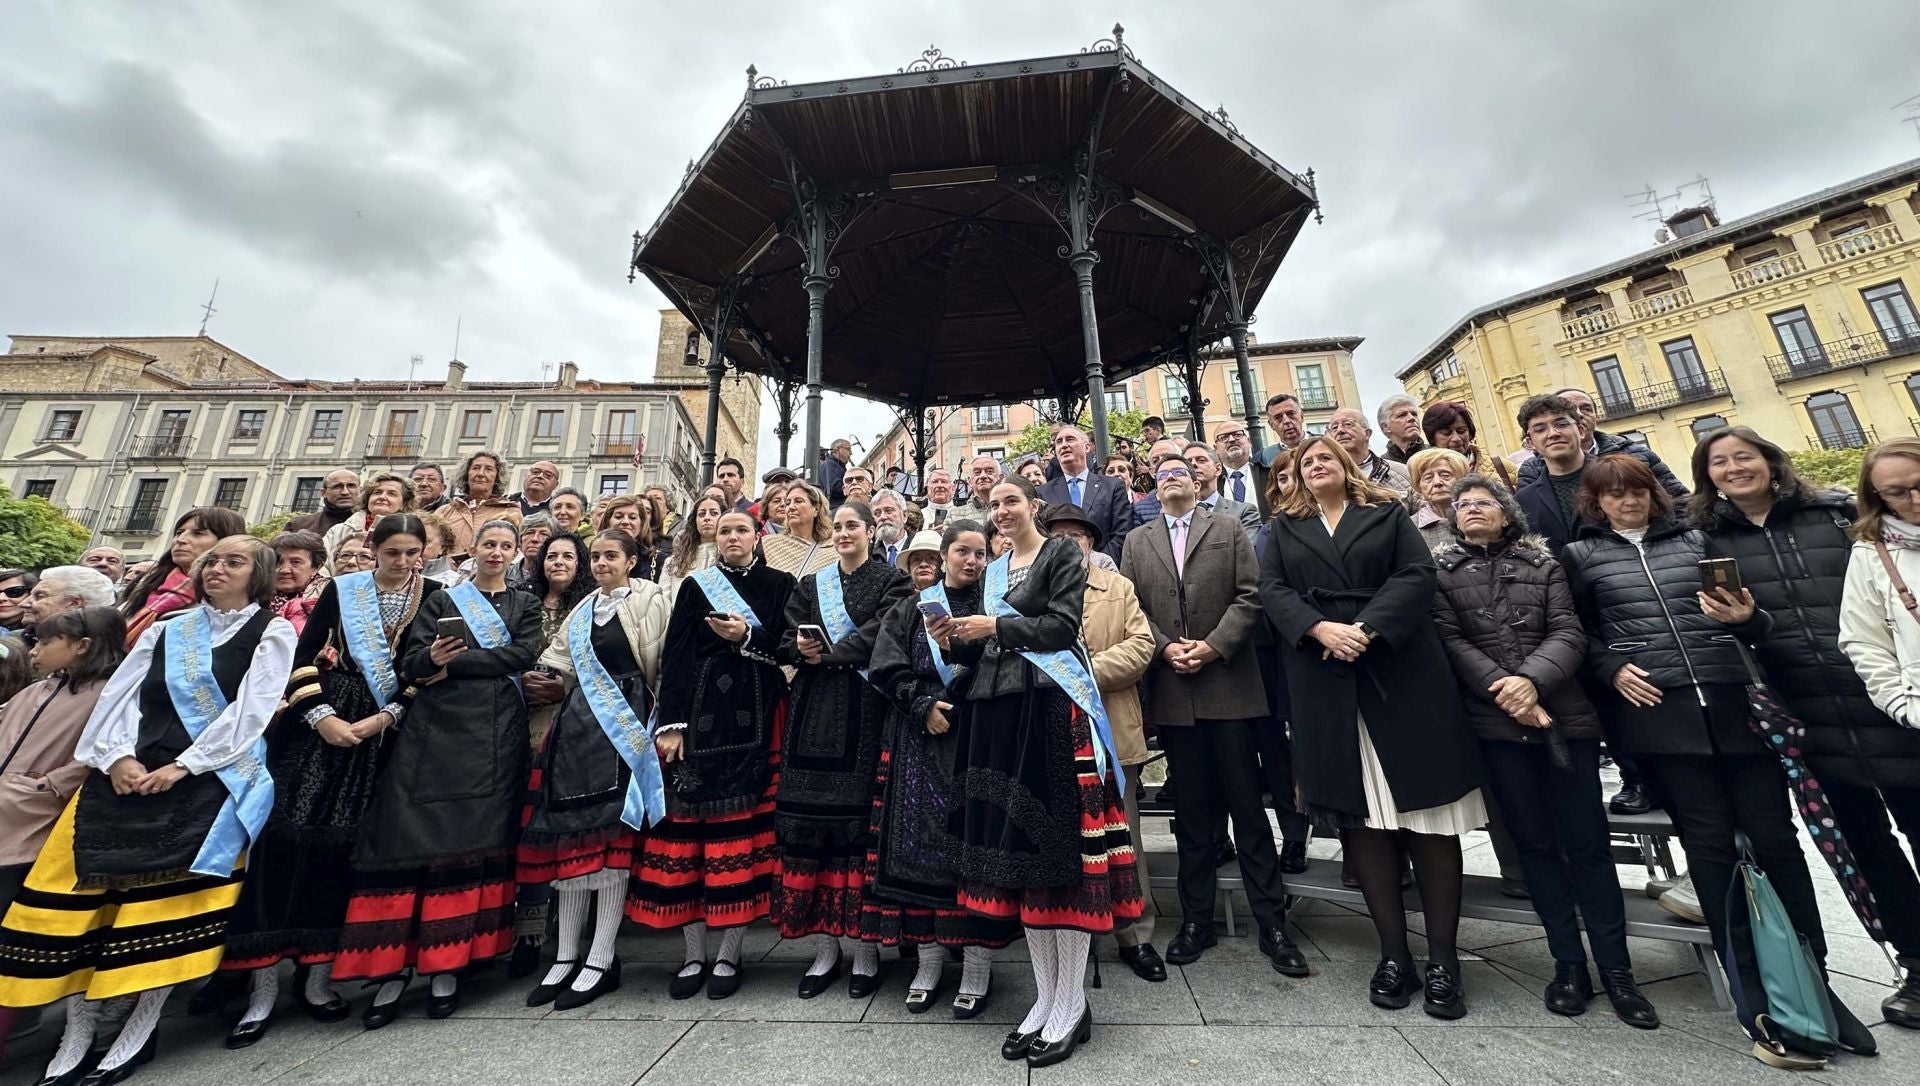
[895,528,944,568]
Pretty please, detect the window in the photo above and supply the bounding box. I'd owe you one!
[1161,374,1196,416]
[43,409,82,442]
[1907,374,1920,413]
[1689,415,1730,443]
[23,479,55,500]
[1105,387,1130,414]
[1573,301,1606,318]
[1227,371,1267,417]
[232,409,266,440]
[1295,364,1330,408]
[459,410,491,440]
[155,410,190,438]
[1428,354,1461,386]
[602,409,636,453]
[309,410,343,442]
[1864,282,1920,346]
[213,478,247,511]
[127,479,168,533]
[976,446,1005,463]
[973,404,1006,430]
[291,476,324,511]
[533,410,564,440]
[1769,308,1825,372]
[1805,392,1867,450]
[1590,356,1631,414]
[1660,337,1710,394]
[598,475,629,497]
[1617,430,1651,449]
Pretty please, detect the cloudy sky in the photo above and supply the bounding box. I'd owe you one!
[3,1,1917,463]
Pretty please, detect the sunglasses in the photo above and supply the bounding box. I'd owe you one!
[0,585,28,599]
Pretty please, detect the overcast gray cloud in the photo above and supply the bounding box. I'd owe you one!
[2,0,1917,462]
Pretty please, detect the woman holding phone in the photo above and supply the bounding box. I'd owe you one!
[628,509,793,1000]
[773,502,913,998]
[332,518,541,1027]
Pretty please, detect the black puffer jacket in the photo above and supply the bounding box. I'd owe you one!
[1702,490,1920,786]
[1561,517,1749,691]
[1431,532,1601,743]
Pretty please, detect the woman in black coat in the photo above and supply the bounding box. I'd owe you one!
[1562,454,1872,1053]
[1430,475,1656,1029]
[1694,426,1920,1029]
[1259,437,1485,1020]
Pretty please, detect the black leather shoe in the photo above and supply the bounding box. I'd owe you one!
[1001,1027,1040,1061]
[553,959,620,1011]
[1369,958,1420,1010]
[1609,781,1652,815]
[1423,962,1467,1020]
[1164,922,1216,966]
[1278,839,1309,875]
[796,959,841,999]
[847,964,886,999]
[707,964,743,1000]
[426,984,460,1020]
[1026,1006,1092,1068]
[1259,924,1311,977]
[669,962,709,1000]
[362,986,405,1030]
[526,960,579,1006]
[507,938,542,979]
[224,1016,271,1050]
[1884,968,1920,1030]
[300,993,351,1022]
[1829,984,1877,1056]
[76,1034,154,1086]
[1544,961,1593,1017]
[1599,968,1659,1030]
[35,1055,100,1086]
[1117,942,1168,982]
[1214,839,1238,869]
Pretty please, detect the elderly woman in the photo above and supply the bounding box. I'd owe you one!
[1422,401,1514,487]
[22,566,117,625]
[267,530,330,635]
[507,512,558,589]
[1405,447,1471,550]
[895,529,945,590]
[331,531,375,576]
[763,482,838,579]
[1563,454,1871,1055]
[1430,475,1655,1028]
[442,451,523,560]
[323,473,416,563]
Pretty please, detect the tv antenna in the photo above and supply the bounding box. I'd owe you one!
[1624,176,1715,238]
[1899,94,1920,142]
[197,278,220,335]
[406,354,424,392]
[451,315,463,362]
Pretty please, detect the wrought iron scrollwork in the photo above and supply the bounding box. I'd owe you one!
[1211,106,1240,137]
[745,64,786,91]
[1081,23,1137,61]
[900,45,967,73]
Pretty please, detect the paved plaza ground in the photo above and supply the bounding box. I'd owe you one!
[3,806,1912,1085]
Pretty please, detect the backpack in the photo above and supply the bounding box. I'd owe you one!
[1720,853,1838,1070]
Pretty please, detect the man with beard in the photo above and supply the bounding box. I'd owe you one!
[868,489,909,564]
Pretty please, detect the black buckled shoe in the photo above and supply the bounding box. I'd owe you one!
[1164,922,1216,966]
[669,961,709,1000]
[1828,984,1877,1056]
[526,959,579,1007]
[1026,1006,1092,1068]
[1117,942,1168,982]
[426,982,460,1020]
[1599,968,1658,1030]
[1544,961,1593,1017]
[1001,1027,1041,1061]
[1259,924,1312,978]
[796,959,842,1000]
[223,1015,271,1050]
[1609,781,1652,815]
[76,1035,154,1086]
[553,958,620,1011]
[1422,962,1467,1020]
[1368,958,1420,1010]
[1884,967,1920,1030]
[1278,838,1309,875]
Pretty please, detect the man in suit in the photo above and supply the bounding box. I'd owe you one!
[1130,437,1188,524]
[817,439,851,505]
[1038,425,1135,561]
[1213,421,1270,519]
[1118,452,1309,976]
[1184,443,1261,540]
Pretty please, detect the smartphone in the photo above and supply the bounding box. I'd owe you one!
[705,611,732,622]
[797,623,831,646]
[1698,557,1742,595]
[436,615,472,645]
[916,600,951,622]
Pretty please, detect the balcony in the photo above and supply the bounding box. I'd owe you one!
[668,452,699,492]
[1296,390,1337,410]
[61,506,99,529]
[1561,308,1619,341]
[365,434,424,459]
[593,432,640,459]
[129,433,190,459]
[1763,326,1920,383]
[1730,252,1807,290]
[107,505,165,536]
[1627,286,1693,321]
[1593,368,1730,422]
[1811,425,1876,452]
[1816,223,1903,266]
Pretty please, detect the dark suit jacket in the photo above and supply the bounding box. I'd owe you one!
[1040,471,1136,561]
[1118,505,1268,726]
[1221,457,1273,518]
[1514,470,1591,557]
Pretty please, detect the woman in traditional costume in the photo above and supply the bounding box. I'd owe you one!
[332,519,540,1027]
[0,536,294,1085]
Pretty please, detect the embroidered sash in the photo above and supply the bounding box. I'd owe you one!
[919,582,956,687]
[983,553,1120,788]
[814,564,869,680]
[334,571,400,706]
[566,598,667,830]
[446,579,511,648]
[690,567,763,631]
[164,608,274,877]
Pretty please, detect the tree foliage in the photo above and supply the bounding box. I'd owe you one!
[248,512,298,541]
[1786,449,1865,492]
[1008,408,1148,457]
[0,485,90,570]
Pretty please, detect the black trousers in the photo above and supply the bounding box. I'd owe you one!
[1480,739,1629,970]
[1641,753,1826,963]
[1821,780,1920,961]
[1253,642,1310,842]
[1161,719,1288,930]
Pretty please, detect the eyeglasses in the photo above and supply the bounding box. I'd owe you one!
[1876,485,1920,503]
[204,555,253,571]
[1154,467,1191,481]
[1455,499,1502,513]
[1526,418,1579,435]
[1215,429,1248,441]
[0,585,28,599]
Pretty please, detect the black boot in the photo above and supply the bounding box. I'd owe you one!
[1599,967,1659,1030]
[1608,781,1651,815]
[1544,961,1593,1017]
[1278,839,1309,875]
[1883,967,1920,1030]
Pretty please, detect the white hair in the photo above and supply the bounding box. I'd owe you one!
[36,565,115,609]
[1376,394,1419,429]
[869,489,905,511]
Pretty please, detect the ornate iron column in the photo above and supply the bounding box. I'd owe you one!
[1198,239,1267,458]
[699,279,743,487]
[772,374,799,468]
[1181,333,1208,443]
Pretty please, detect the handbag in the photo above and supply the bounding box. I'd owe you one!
[1720,853,1838,1069]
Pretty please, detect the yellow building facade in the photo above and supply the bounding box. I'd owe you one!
[1397,159,1920,468]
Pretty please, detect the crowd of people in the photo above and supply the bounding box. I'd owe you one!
[0,391,1916,1076]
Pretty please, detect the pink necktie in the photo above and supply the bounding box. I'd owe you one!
[1172,518,1187,577]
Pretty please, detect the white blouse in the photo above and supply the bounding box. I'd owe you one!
[75,603,298,775]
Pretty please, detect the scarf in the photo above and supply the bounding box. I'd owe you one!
[1883,514,1920,551]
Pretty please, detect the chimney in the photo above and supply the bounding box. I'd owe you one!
[1664,205,1719,239]
[446,359,467,391]
[558,361,579,390]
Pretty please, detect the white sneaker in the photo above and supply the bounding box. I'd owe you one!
[1659,874,1706,924]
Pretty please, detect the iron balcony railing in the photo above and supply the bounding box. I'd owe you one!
[107,505,165,535]
[593,432,640,458]
[130,433,191,458]
[60,506,99,529]
[365,434,424,458]
[1593,368,1729,422]
[1764,326,1920,383]
[1296,390,1337,410]
[1811,426,1876,452]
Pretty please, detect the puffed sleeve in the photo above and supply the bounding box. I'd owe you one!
[177,617,298,775]
[73,621,164,771]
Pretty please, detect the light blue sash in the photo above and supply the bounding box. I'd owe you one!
[334,571,400,706]
[814,564,868,680]
[446,580,510,648]
[690,567,763,631]
[919,582,956,687]
[164,608,275,877]
[566,597,667,831]
[983,553,1120,788]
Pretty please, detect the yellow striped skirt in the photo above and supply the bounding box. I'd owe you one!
[0,794,243,1006]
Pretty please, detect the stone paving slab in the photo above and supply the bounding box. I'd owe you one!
[1182,959,1573,1029]
[635,1021,1022,1086]
[1398,1022,1805,1085]
[1044,1023,1447,1085]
